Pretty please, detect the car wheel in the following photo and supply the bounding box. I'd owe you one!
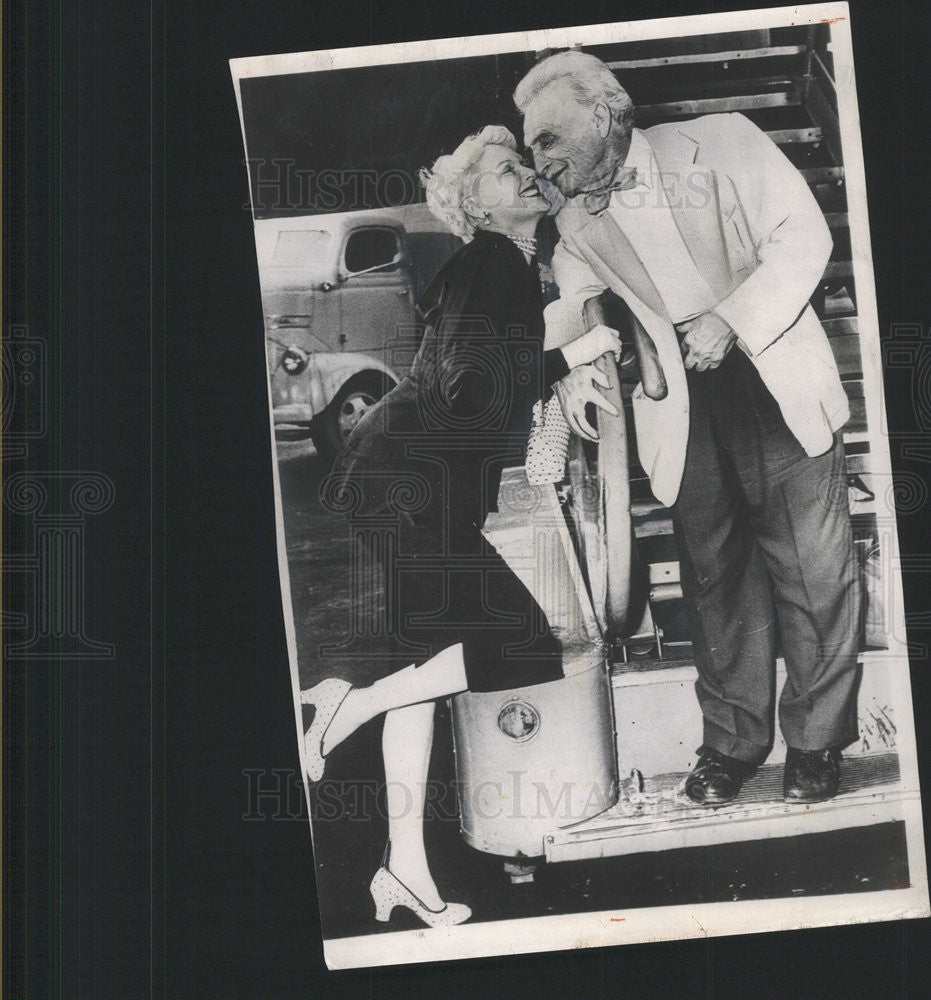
[310,371,393,463]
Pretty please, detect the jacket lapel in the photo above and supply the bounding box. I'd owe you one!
[646,126,735,300]
[566,208,670,320]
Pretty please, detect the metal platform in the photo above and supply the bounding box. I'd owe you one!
[544,751,912,863]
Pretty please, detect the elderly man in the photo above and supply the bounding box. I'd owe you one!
[515,50,860,806]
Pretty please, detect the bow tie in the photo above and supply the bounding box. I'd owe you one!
[582,165,641,215]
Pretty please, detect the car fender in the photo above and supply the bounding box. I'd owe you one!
[313,353,398,409]
[271,350,399,425]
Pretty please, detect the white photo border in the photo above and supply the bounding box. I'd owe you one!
[230,1,930,970]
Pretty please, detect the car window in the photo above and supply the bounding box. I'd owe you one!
[271,229,332,266]
[344,227,399,274]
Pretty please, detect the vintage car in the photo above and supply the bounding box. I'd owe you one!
[255,206,459,459]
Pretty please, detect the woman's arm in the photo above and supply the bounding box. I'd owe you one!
[542,348,570,395]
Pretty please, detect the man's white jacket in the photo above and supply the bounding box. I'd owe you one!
[546,112,850,506]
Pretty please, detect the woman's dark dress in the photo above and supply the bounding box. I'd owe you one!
[328,230,570,692]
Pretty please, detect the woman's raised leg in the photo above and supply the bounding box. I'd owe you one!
[318,642,467,757]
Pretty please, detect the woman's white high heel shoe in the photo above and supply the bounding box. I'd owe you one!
[300,678,352,782]
[369,866,472,928]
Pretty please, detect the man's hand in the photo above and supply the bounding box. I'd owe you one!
[554,363,619,442]
[676,311,737,372]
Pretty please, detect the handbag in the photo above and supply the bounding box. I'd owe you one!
[524,394,571,485]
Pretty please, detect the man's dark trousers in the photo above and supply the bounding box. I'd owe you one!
[672,346,861,765]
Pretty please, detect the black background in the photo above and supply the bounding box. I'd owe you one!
[3,1,930,997]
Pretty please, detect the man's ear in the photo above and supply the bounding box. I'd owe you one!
[592,101,612,138]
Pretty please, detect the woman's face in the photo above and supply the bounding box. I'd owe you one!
[465,144,549,232]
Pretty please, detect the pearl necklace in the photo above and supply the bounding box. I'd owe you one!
[504,233,538,257]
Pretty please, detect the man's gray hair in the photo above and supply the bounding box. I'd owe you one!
[514,49,634,131]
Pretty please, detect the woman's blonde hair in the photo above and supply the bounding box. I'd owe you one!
[419,125,517,242]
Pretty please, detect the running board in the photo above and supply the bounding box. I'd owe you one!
[544,752,911,863]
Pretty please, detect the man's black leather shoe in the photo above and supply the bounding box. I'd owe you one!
[783,748,842,803]
[684,747,755,806]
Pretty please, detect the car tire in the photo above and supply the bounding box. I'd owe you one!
[310,370,394,463]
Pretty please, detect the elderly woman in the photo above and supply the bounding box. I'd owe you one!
[302,126,620,928]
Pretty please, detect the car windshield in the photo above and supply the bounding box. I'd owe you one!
[271,229,333,266]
